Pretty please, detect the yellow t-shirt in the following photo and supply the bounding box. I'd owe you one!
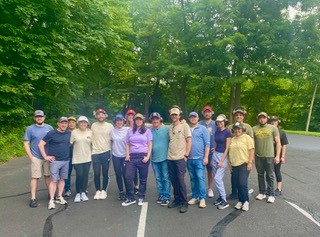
[229,134,254,167]
[70,129,92,164]
[167,123,191,160]
[91,122,113,155]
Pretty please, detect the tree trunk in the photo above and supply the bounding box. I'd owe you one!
[306,83,318,132]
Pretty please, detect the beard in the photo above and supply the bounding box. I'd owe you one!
[35,121,44,126]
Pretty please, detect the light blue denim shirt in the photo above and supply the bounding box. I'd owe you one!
[189,124,210,159]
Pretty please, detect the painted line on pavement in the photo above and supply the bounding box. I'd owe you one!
[286,201,320,227]
[137,202,148,237]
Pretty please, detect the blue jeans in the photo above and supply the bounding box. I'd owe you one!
[152,160,171,200]
[232,163,250,203]
[212,151,228,200]
[187,158,206,200]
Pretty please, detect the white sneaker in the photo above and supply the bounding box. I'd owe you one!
[188,198,199,205]
[81,192,89,201]
[207,189,214,198]
[242,201,249,211]
[100,190,107,199]
[248,189,254,194]
[48,199,55,210]
[74,193,81,203]
[55,196,67,205]
[94,190,101,200]
[267,196,275,203]
[234,202,242,210]
[199,199,206,208]
[256,193,267,200]
[138,198,144,206]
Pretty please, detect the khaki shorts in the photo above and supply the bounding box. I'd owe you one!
[31,157,50,178]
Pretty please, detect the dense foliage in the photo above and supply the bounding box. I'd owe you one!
[1,0,320,138]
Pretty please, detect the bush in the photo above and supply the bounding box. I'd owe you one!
[0,127,25,163]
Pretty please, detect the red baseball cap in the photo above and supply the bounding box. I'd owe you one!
[96,108,106,115]
[202,105,213,113]
[126,109,136,116]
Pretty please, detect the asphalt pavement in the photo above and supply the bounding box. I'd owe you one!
[0,134,320,237]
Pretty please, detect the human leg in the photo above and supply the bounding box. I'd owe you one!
[101,151,111,191]
[265,157,275,196]
[92,154,102,191]
[160,160,171,201]
[137,158,150,199]
[237,163,250,203]
[255,156,266,194]
[187,159,198,199]
[176,159,188,205]
[113,155,125,193]
[194,159,206,200]
[152,161,163,198]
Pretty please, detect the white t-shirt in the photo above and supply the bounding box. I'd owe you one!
[70,129,92,164]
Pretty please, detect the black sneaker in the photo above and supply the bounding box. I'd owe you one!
[118,192,126,201]
[160,199,170,206]
[29,199,38,208]
[121,199,136,207]
[168,200,180,208]
[179,204,188,213]
[274,189,282,196]
[217,200,229,210]
[214,197,223,206]
[157,195,164,204]
[227,194,237,200]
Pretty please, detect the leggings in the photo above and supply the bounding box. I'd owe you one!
[274,163,282,182]
[112,155,126,193]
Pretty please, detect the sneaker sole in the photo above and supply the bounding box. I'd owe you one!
[218,204,229,210]
[122,201,137,207]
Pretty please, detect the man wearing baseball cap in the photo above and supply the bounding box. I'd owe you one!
[199,105,217,198]
[38,117,71,210]
[91,108,114,200]
[64,116,77,197]
[253,112,281,204]
[167,107,192,213]
[187,112,210,208]
[24,110,53,207]
[150,112,171,206]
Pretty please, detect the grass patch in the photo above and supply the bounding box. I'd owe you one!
[284,130,320,137]
[0,127,25,163]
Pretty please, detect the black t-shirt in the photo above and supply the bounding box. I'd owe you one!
[43,130,71,161]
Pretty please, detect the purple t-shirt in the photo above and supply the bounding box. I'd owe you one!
[126,128,152,154]
[214,128,231,153]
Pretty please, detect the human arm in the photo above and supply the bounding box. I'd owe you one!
[247,148,254,171]
[38,140,55,162]
[281,145,287,164]
[142,141,152,163]
[23,141,34,160]
[203,147,209,166]
[125,142,130,161]
[217,137,231,168]
[274,135,281,164]
[184,137,192,161]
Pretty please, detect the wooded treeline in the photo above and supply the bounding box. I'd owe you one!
[1,0,320,130]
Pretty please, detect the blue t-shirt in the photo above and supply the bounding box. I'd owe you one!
[24,124,53,159]
[199,120,217,153]
[42,130,71,161]
[189,124,210,159]
[151,125,169,162]
[214,128,232,153]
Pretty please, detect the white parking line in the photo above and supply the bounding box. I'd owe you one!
[286,201,320,227]
[137,202,148,237]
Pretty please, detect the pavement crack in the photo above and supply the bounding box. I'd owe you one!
[43,204,68,237]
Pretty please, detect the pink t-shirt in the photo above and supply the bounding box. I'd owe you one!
[126,128,152,153]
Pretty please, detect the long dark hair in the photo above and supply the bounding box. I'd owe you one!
[133,121,147,134]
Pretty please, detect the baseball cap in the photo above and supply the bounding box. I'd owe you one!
[216,114,228,122]
[134,113,145,121]
[169,108,180,115]
[68,116,77,122]
[114,114,125,121]
[233,122,244,129]
[34,110,44,117]
[96,108,106,115]
[126,109,136,116]
[269,115,279,121]
[232,106,247,115]
[77,116,89,124]
[58,117,68,123]
[202,105,213,113]
[149,112,161,120]
[257,112,268,118]
[189,112,199,117]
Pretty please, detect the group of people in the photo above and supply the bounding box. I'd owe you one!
[23,105,288,213]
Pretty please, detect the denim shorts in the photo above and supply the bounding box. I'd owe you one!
[49,160,69,181]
